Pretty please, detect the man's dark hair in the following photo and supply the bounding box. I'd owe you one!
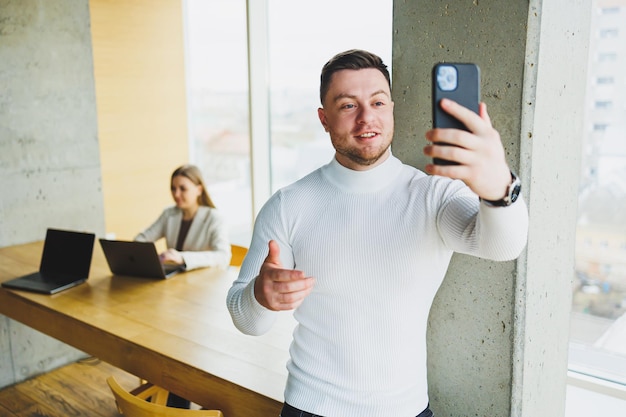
[319,49,391,105]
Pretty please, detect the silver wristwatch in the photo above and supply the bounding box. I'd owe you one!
[481,171,522,207]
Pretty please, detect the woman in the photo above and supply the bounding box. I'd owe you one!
[135,164,231,271]
[137,164,231,408]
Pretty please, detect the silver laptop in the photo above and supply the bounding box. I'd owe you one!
[2,228,95,294]
[99,239,184,279]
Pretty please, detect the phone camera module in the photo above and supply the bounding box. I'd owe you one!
[436,65,458,92]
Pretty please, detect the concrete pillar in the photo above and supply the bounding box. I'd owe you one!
[392,1,591,415]
[0,0,103,388]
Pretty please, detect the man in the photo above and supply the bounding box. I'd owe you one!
[227,49,528,417]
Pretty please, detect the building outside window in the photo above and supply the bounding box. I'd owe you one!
[567,1,626,415]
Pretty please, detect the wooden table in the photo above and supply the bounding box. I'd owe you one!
[0,241,295,416]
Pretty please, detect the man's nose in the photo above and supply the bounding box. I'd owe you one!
[357,106,374,124]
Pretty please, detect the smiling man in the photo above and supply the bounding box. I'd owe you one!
[226,49,529,417]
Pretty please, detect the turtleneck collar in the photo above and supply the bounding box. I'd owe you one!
[321,151,403,194]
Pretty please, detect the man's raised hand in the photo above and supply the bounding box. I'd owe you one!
[254,240,315,311]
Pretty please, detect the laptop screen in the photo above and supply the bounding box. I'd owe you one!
[40,229,95,280]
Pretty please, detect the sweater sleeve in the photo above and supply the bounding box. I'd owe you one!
[226,194,287,335]
[180,247,231,270]
[135,209,168,242]
[181,208,232,270]
[475,196,529,261]
[436,184,529,261]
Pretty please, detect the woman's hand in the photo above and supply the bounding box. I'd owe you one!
[159,248,184,265]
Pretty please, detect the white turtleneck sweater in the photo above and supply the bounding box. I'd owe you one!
[227,154,528,417]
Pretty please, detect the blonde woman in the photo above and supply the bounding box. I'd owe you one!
[135,164,231,271]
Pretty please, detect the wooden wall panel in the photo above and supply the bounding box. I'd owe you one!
[90,0,189,240]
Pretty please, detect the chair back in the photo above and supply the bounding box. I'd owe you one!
[107,377,223,417]
[230,244,248,267]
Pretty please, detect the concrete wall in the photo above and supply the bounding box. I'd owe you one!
[0,0,103,387]
[392,0,591,416]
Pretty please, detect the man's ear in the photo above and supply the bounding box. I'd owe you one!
[318,107,328,132]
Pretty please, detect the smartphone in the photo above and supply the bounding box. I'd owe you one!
[431,63,481,165]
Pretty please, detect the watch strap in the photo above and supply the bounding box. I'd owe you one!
[481,171,522,207]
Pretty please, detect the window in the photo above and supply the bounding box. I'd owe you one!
[595,76,614,85]
[592,123,609,131]
[599,28,619,38]
[184,0,392,245]
[598,52,617,62]
[601,7,620,14]
[184,0,251,245]
[569,0,626,395]
[594,100,613,109]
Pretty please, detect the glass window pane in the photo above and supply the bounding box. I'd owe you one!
[185,0,252,245]
[570,1,626,387]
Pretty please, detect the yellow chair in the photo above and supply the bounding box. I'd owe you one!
[107,376,223,417]
[230,244,248,267]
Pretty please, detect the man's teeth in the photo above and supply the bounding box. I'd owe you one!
[359,133,376,138]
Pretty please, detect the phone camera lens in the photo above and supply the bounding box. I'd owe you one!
[437,65,458,92]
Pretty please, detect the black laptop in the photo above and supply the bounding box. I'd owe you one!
[99,239,184,279]
[2,228,96,294]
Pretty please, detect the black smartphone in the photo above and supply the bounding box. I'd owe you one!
[431,62,481,165]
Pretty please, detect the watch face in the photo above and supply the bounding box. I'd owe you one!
[509,177,522,204]
[510,186,520,203]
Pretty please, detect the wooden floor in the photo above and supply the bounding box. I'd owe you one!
[0,357,139,417]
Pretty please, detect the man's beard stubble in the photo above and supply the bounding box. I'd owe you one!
[332,134,393,167]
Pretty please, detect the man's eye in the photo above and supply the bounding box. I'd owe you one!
[342,103,355,109]
[374,101,385,106]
